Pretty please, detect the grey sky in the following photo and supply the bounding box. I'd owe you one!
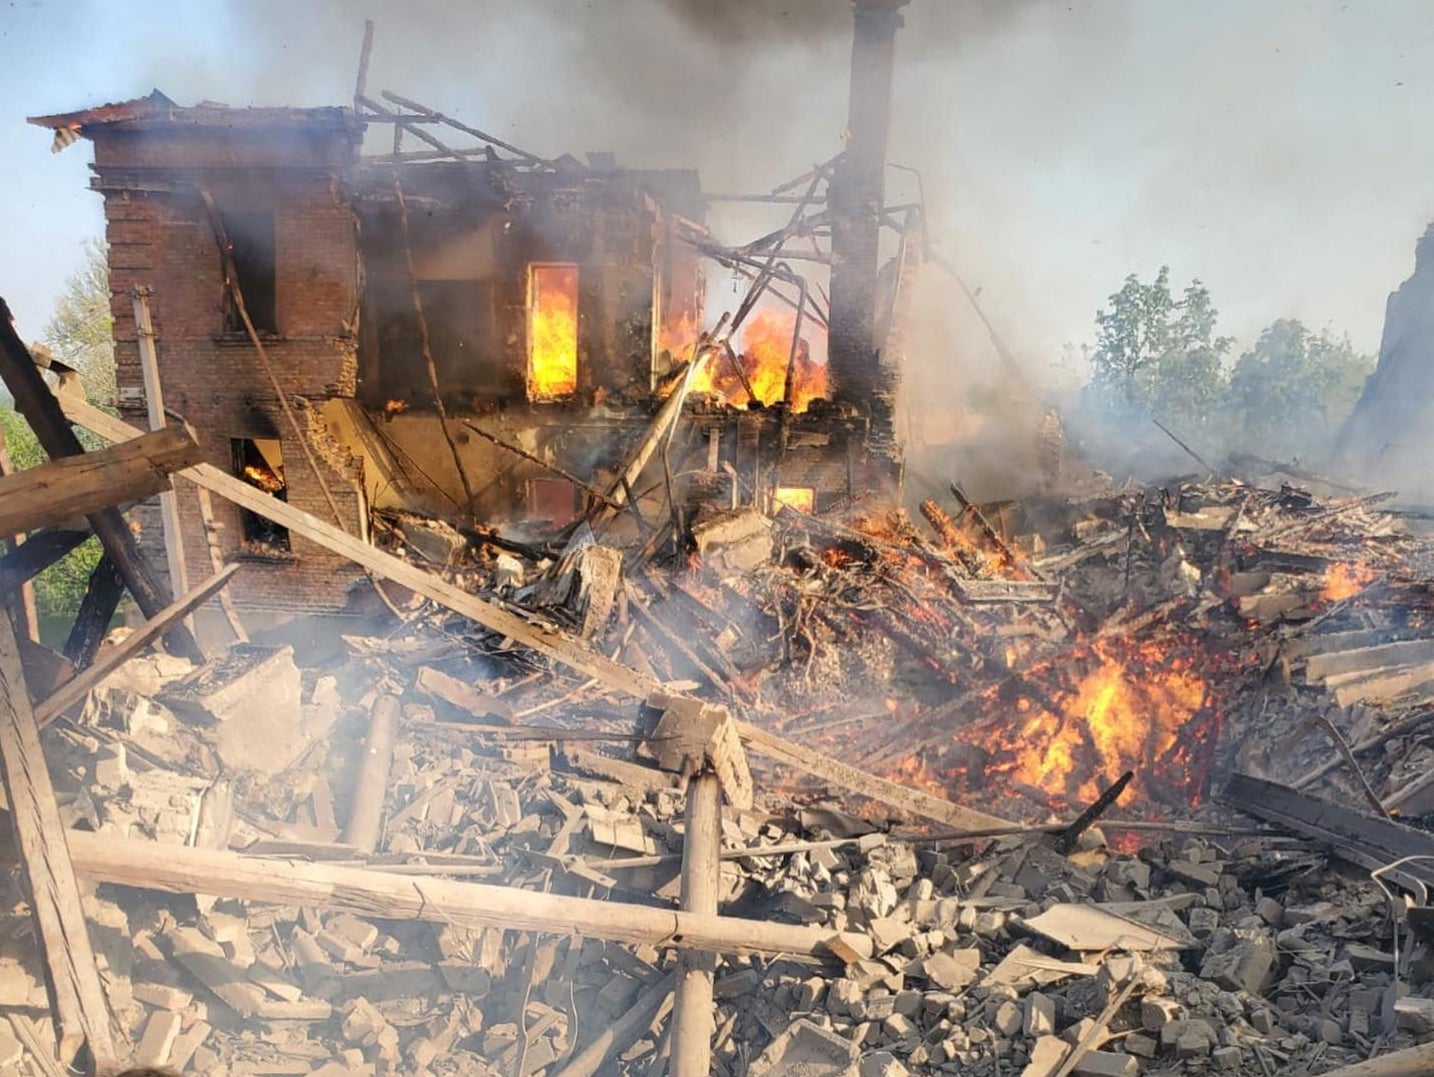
[1,0,1431,377]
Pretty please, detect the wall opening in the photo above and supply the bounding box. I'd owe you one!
[774,486,816,513]
[527,263,579,400]
[222,211,278,334]
[231,437,291,552]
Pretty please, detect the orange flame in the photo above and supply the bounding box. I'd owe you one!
[243,464,284,494]
[999,641,1210,806]
[1321,560,1375,603]
[528,265,579,399]
[690,309,827,412]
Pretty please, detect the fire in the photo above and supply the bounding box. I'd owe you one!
[995,640,1211,806]
[243,464,284,494]
[1321,560,1376,602]
[528,264,579,399]
[774,486,815,513]
[690,308,828,412]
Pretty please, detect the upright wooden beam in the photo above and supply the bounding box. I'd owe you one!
[61,399,1020,835]
[671,773,721,1077]
[0,611,117,1069]
[342,694,399,852]
[132,288,190,614]
[0,296,200,662]
[0,424,201,535]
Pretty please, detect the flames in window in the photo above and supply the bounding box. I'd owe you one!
[528,264,579,400]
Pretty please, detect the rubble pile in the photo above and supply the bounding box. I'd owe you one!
[4,469,1434,1075]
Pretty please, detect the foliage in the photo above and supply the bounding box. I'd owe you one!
[1078,267,1373,465]
[42,238,117,405]
[1083,266,1233,431]
[1226,320,1372,460]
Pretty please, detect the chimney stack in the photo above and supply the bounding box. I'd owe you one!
[827,0,908,429]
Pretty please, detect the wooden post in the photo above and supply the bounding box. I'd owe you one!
[0,295,200,662]
[342,693,399,852]
[132,287,191,628]
[671,772,721,1077]
[0,609,117,1069]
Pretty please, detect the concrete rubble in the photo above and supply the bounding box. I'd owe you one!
[3,466,1434,1075]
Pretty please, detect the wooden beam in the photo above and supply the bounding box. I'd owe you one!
[60,400,1020,834]
[61,553,123,669]
[0,295,199,661]
[0,530,88,595]
[34,564,240,728]
[56,829,862,960]
[0,423,200,536]
[672,773,720,1077]
[133,287,191,616]
[0,610,117,1068]
[1299,1043,1434,1077]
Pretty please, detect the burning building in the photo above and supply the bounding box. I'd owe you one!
[26,0,918,633]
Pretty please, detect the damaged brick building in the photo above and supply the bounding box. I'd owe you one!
[27,0,917,628]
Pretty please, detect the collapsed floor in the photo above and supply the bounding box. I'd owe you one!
[6,464,1434,1076]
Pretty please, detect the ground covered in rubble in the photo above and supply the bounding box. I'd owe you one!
[5,465,1434,1075]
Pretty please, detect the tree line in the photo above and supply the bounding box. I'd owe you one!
[1078,266,1373,464]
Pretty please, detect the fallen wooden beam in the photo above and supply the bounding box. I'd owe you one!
[61,399,1018,834]
[1222,773,1434,894]
[34,564,240,727]
[57,829,864,960]
[0,422,199,536]
[672,773,721,1077]
[0,606,117,1068]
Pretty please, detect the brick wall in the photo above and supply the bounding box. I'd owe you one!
[96,123,367,616]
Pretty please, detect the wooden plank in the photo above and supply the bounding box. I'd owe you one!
[1334,661,1434,707]
[60,399,1019,834]
[34,564,240,727]
[0,297,199,661]
[736,721,1015,832]
[0,610,116,1068]
[1300,1042,1434,1077]
[0,423,200,535]
[1306,638,1434,681]
[414,665,512,723]
[55,829,865,960]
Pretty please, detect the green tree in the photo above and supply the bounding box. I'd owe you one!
[1227,319,1373,460]
[42,238,116,405]
[1083,267,1232,430]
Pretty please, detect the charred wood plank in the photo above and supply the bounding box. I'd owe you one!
[0,295,199,661]
[61,554,123,669]
[0,423,200,535]
[1222,773,1434,894]
[0,529,88,594]
[0,608,117,1068]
